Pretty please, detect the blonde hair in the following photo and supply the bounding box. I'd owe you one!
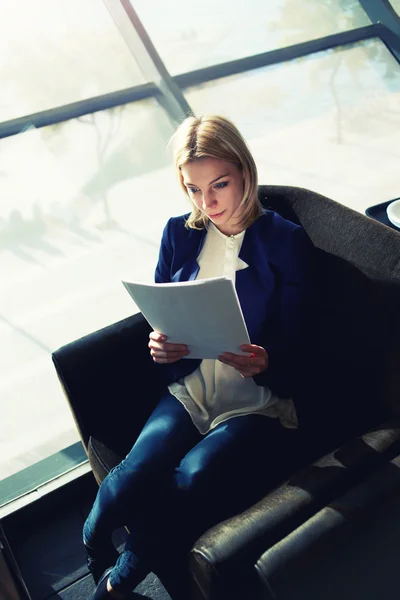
[167,114,263,230]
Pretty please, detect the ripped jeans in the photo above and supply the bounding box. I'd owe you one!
[83,390,301,595]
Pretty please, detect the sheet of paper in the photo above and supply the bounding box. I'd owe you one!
[122,277,250,359]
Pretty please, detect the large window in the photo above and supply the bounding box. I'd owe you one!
[0,98,184,482]
[133,0,370,74]
[0,0,146,122]
[186,38,400,213]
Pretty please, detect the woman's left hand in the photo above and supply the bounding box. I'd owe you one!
[218,344,269,378]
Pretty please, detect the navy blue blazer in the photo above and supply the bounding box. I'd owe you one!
[154,209,315,399]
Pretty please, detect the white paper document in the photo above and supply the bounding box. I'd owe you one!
[122,277,250,359]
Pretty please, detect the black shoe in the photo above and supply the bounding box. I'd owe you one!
[89,567,148,599]
[89,568,113,600]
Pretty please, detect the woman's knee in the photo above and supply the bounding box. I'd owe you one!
[174,457,206,496]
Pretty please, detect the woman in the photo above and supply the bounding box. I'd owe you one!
[84,114,314,600]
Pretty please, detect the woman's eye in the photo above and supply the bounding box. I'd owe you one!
[188,182,227,193]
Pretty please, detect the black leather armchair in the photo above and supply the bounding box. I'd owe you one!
[52,186,400,600]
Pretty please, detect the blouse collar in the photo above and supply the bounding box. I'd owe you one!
[208,221,246,242]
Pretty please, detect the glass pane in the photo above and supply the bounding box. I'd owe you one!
[185,38,400,214]
[0,0,146,122]
[0,98,188,481]
[389,0,400,15]
[133,0,370,75]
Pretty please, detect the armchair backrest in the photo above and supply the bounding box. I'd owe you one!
[258,185,400,431]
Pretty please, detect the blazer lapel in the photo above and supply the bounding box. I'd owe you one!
[236,218,275,343]
[171,227,207,282]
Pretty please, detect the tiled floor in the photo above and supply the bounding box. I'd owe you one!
[55,573,169,599]
[1,473,172,600]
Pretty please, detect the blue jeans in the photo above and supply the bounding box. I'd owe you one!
[83,390,303,595]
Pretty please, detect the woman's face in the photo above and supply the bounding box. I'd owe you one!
[181,157,246,236]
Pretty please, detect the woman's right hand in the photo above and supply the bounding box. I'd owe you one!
[148,331,189,363]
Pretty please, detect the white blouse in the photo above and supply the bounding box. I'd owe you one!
[168,222,298,435]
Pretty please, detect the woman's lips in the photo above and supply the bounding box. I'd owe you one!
[209,210,225,218]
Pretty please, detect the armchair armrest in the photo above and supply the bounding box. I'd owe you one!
[52,312,161,457]
[189,422,400,600]
[256,452,400,600]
